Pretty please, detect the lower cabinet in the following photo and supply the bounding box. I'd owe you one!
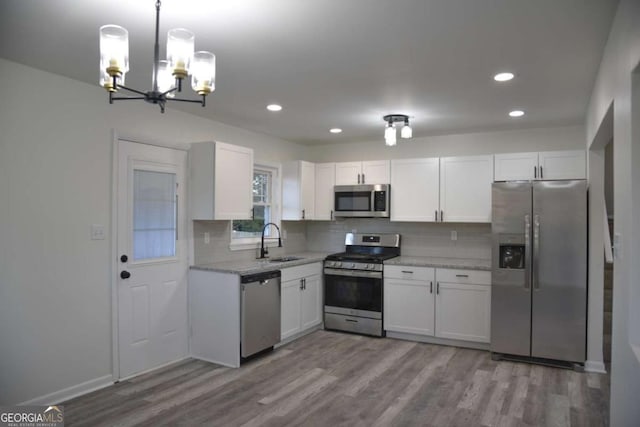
[281,263,323,340]
[384,266,491,344]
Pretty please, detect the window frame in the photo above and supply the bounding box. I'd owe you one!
[230,162,281,251]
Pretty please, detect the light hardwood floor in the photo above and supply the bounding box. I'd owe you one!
[62,330,609,426]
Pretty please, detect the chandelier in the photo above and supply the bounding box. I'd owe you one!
[383,114,413,146]
[99,0,216,113]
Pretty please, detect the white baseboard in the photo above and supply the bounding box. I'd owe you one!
[386,331,491,351]
[585,360,607,373]
[19,374,114,406]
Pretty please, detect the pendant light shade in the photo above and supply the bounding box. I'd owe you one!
[99,25,129,82]
[384,124,397,146]
[157,60,175,97]
[191,51,216,95]
[401,123,412,139]
[167,28,194,79]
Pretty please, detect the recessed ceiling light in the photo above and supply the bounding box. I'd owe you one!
[329,128,342,134]
[509,110,525,117]
[266,104,282,112]
[494,72,515,82]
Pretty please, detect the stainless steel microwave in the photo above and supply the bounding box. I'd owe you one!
[334,184,390,218]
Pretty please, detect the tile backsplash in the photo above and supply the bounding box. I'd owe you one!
[193,218,491,264]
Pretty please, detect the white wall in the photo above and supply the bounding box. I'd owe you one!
[0,58,306,405]
[585,0,640,425]
[307,125,584,162]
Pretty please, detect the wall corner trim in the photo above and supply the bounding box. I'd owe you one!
[18,374,114,406]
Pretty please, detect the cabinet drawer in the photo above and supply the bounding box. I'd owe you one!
[281,262,322,282]
[384,265,435,282]
[436,268,491,285]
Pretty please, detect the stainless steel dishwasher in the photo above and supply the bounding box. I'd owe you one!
[240,270,281,359]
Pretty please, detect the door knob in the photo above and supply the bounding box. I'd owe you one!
[120,271,131,279]
[120,254,128,263]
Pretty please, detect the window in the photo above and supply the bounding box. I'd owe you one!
[132,170,177,260]
[231,165,280,246]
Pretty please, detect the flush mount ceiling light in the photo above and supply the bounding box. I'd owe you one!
[383,114,412,146]
[509,110,525,117]
[266,104,283,112]
[99,0,215,113]
[329,128,342,134]
[494,72,515,82]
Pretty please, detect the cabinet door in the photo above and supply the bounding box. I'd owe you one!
[361,160,390,184]
[300,161,315,220]
[440,155,493,222]
[538,150,586,180]
[335,162,362,185]
[300,275,322,330]
[314,163,336,220]
[494,152,538,181]
[281,279,302,340]
[214,142,253,219]
[435,282,491,343]
[391,158,439,222]
[384,278,435,335]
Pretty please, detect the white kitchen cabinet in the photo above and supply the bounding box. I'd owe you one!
[538,150,586,180]
[314,163,336,220]
[190,141,254,220]
[335,160,390,185]
[439,155,493,222]
[494,150,586,181]
[390,158,440,222]
[283,160,315,220]
[435,269,491,343]
[384,266,436,335]
[280,263,323,340]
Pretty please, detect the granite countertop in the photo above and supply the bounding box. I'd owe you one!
[385,256,491,271]
[190,252,329,275]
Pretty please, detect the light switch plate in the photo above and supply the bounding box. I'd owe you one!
[91,224,105,240]
[451,230,457,241]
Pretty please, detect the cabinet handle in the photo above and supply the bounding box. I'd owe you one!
[401,270,414,274]
[300,279,304,290]
[303,278,306,290]
[534,166,537,179]
[430,281,433,294]
[440,210,444,222]
[251,208,255,219]
[540,166,544,179]
[455,274,469,278]
[357,173,361,184]
[362,173,365,184]
[435,210,438,222]
[302,209,305,219]
[331,210,334,221]
[436,282,440,294]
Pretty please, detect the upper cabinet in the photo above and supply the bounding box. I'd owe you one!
[391,158,440,222]
[335,160,390,185]
[390,155,493,223]
[440,155,494,223]
[283,161,315,220]
[494,150,586,181]
[190,141,253,220]
[314,163,336,220]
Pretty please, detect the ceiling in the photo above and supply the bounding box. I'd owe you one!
[0,0,618,145]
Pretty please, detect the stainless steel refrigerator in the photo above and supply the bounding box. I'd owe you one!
[491,180,587,364]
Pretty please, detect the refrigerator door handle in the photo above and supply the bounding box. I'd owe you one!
[533,214,540,289]
[524,214,531,289]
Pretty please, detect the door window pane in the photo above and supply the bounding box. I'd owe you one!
[133,170,177,260]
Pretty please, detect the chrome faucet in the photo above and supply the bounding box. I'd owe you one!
[259,222,282,259]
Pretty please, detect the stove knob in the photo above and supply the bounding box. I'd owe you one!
[366,264,372,269]
[336,262,342,268]
[350,263,355,268]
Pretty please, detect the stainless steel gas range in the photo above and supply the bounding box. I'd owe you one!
[323,233,400,337]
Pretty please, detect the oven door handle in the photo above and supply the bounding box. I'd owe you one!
[323,268,382,279]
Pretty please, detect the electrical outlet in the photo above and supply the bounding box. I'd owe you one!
[204,232,210,244]
[451,230,457,241]
[282,229,287,239]
[91,224,105,240]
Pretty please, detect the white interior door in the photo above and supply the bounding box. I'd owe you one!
[116,140,188,379]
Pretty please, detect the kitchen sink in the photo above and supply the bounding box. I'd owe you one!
[268,256,304,263]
